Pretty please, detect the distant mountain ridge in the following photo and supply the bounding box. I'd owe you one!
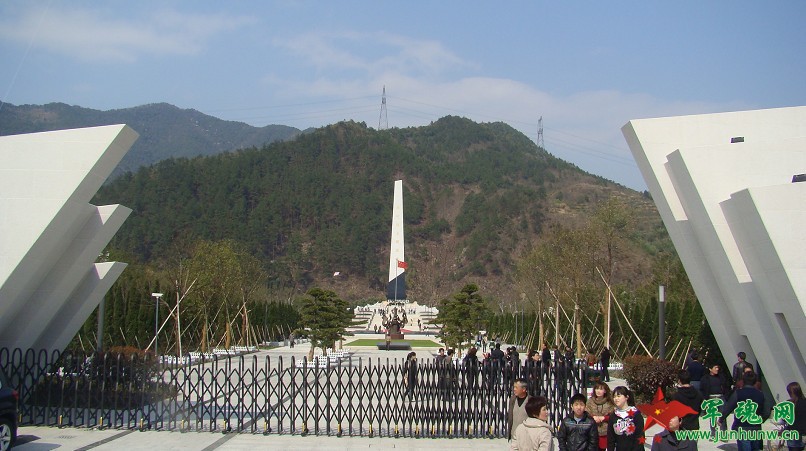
[0,102,301,176]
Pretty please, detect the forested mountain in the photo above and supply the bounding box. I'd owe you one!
[0,102,301,177]
[93,116,668,304]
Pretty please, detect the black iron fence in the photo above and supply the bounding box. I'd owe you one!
[0,348,589,438]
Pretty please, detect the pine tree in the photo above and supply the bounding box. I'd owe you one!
[434,284,490,352]
[297,288,354,359]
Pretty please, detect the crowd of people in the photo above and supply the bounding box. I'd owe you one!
[504,349,805,451]
[397,345,804,451]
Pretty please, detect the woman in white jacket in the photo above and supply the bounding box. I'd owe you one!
[512,396,555,451]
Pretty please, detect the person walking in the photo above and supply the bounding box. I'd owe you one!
[608,386,645,451]
[511,396,554,451]
[722,372,766,451]
[587,381,615,451]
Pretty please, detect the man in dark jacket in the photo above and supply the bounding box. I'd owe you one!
[490,343,506,367]
[699,363,728,439]
[651,416,694,451]
[600,347,611,382]
[723,372,766,451]
[558,393,598,451]
[672,370,703,451]
[731,352,753,388]
[686,354,705,391]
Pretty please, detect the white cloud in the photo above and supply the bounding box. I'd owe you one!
[262,62,746,189]
[0,5,256,63]
[273,31,474,78]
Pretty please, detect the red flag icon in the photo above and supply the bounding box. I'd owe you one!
[637,386,697,430]
[397,260,408,269]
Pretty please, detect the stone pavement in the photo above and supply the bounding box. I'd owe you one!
[9,341,757,450]
[12,426,507,450]
[13,416,747,451]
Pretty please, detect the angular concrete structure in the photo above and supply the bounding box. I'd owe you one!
[622,106,806,401]
[0,125,136,351]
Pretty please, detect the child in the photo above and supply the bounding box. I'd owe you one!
[558,393,599,451]
[607,386,645,451]
[587,381,615,451]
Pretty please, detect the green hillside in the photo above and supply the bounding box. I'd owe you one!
[94,116,668,303]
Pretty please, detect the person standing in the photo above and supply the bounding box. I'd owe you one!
[463,346,480,391]
[671,370,703,451]
[784,382,806,451]
[527,350,542,396]
[541,344,552,382]
[699,363,729,439]
[436,348,448,398]
[404,352,417,400]
[558,393,598,451]
[491,343,506,364]
[490,343,506,387]
[650,416,690,451]
[511,396,554,451]
[686,354,705,391]
[508,378,532,440]
[732,352,753,388]
[587,382,615,451]
[608,386,645,451]
[600,347,611,383]
[565,346,576,378]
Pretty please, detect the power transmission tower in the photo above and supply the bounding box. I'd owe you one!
[378,86,388,130]
[537,116,544,149]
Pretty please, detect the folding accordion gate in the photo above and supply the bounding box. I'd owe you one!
[0,348,588,438]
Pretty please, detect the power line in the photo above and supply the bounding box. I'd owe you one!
[200,93,638,170]
[0,0,53,113]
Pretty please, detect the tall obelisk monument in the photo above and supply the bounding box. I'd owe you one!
[387,180,406,302]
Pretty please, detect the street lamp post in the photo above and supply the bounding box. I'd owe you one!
[152,293,163,360]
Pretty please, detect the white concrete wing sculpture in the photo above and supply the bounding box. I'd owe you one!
[623,106,806,401]
[0,125,137,351]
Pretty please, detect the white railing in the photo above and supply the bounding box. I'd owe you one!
[293,348,353,368]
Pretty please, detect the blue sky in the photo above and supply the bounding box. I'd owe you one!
[1,1,805,190]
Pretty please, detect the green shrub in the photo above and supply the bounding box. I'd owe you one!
[622,355,678,403]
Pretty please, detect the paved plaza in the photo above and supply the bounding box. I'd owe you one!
[11,403,749,451]
[9,338,765,450]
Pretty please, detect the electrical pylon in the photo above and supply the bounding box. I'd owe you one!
[378,86,388,130]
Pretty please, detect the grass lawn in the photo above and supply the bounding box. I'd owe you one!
[345,338,442,347]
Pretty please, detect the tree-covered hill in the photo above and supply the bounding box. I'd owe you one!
[0,102,301,177]
[93,116,667,303]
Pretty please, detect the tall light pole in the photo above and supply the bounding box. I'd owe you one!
[152,293,163,360]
